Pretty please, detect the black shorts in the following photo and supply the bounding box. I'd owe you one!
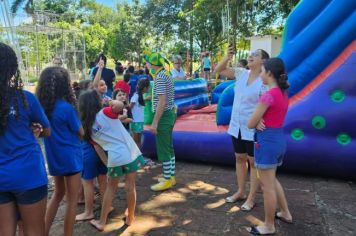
[203,68,211,72]
[0,185,48,205]
[231,131,254,157]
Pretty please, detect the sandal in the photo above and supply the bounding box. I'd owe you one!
[241,202,255,212]
[275,212,293,224]
[225,195,247,203]
[248,225,275,235]
[89,220,104,232]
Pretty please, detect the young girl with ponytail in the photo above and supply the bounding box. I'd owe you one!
[130,78,150,148]
[247,58,292,235]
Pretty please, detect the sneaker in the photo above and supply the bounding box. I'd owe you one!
[158,176,176,185]
[151,179,174,191]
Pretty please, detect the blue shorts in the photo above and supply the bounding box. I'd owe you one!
[254,128,286,169]
[81,144,107,180]
[0,185,48,205]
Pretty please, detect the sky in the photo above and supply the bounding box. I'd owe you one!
[96,0,146,7]
[96,0,119,7]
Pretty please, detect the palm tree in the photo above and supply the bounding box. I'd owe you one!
[10,0,33,13]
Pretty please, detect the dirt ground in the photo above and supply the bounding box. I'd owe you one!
[46,161,356,236]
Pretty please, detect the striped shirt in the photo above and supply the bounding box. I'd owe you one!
[153,69,175,112]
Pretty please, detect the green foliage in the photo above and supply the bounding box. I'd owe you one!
[9,0,299,70]
[83,23,108,63]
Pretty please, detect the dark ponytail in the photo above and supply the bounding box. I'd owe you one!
[137,78,150,106]
[263,58,289,91]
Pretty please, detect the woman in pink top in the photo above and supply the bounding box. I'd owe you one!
[247,58,292,235]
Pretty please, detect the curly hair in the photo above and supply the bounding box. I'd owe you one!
[36,67,77,118]
[0,43,27,135]
[78,89,102,141]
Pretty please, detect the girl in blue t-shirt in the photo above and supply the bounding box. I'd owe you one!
[36,67,84,236]
[130,78,150,148]
[0,43,51,236]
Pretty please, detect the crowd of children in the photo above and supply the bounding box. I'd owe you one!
[0,41,291,236]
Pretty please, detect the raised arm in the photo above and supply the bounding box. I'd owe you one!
[93,58,105,88]
[214,45,236,79]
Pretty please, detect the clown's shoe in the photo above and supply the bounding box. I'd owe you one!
[151,178,174,191]
[158,176,176,186]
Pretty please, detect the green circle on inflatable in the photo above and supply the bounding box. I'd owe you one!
[331,90,345,103]
[337,133,351,146]
[291,129,304,141]
[312,116,326,129]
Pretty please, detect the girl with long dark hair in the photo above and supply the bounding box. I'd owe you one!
[0,42,50,236]
[36,66,84,236]
[130,78,150,148]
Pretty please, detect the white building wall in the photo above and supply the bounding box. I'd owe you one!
[249,35,282,57]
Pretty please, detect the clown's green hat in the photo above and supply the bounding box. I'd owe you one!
[143,51,169,66]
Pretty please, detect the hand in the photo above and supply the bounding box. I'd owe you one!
[227,44,235,60]
[150,122,157,135]
[98,58,105,69]
[31,122,43,137]
[103,98,111,106]
[123,108,128,116]
[256,119,266,131]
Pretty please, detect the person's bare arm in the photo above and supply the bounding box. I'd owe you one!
[93,58,104,88]
[93,144,108,166]
[78,126,85,138]
[248,103,269,129]
[214,45,236,79]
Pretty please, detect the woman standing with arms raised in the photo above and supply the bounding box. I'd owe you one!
[215,46,269,211]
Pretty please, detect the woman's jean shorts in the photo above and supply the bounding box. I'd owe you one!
[254,128,286,169]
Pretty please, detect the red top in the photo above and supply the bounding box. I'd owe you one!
[114,80,130,96]
[259,87,289,128]
[103,107,119,119]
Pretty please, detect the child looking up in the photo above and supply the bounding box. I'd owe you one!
[36,67,84,236]
[130,78,150,148]
[78,90,144,231]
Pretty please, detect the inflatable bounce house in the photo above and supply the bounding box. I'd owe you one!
[142,0,356,179]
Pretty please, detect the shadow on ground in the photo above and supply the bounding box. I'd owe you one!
[49,161,356,236]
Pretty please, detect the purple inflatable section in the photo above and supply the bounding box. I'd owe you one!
[282,51,356,178]
[142,130,235,166]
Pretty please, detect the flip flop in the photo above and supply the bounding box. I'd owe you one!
[225,195,247,203]
[248,225,275,235]
[75,216,94,222]
[89,220,104,232]
[123,216,134,226]
[275,212,293,224]
[241,202,255,212]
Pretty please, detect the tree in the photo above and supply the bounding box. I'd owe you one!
[83,23,108,64]
[11,0,33,13]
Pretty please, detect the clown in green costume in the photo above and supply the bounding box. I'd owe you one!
[144,51,177,191]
